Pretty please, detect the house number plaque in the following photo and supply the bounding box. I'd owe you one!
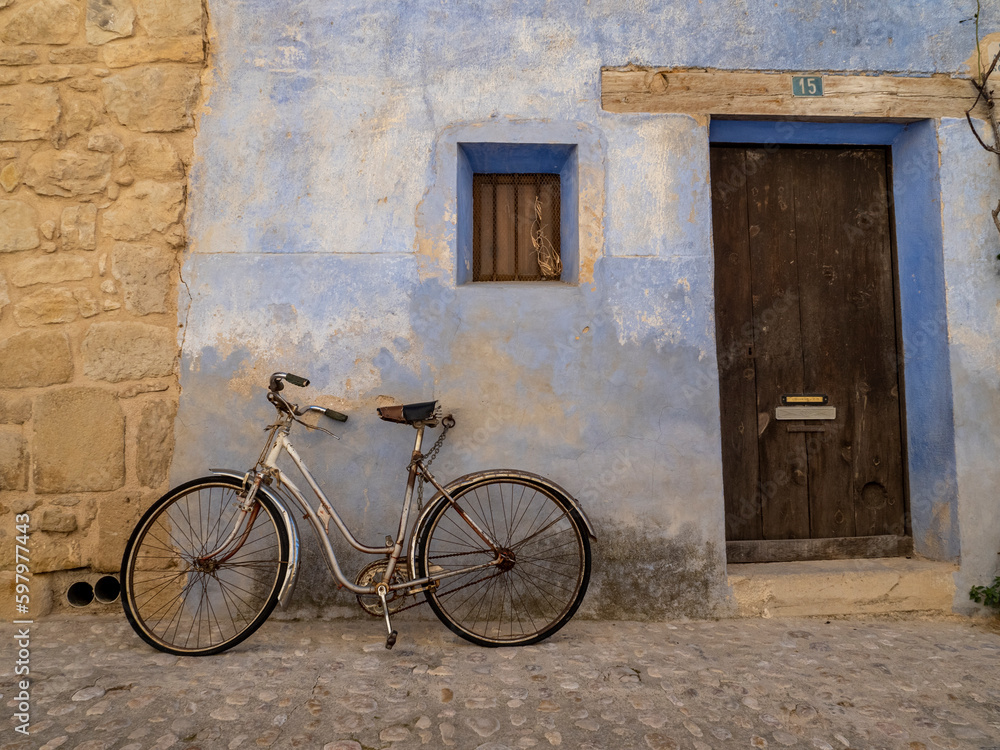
[792,75,824,97]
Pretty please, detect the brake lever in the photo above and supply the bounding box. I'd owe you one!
[289,412,339,439]
[292,405,345,439]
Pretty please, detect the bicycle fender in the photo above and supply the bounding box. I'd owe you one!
[407,469,597,573]
[209,469,302,611]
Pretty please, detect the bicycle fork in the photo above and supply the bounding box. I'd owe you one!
[194,474,264,568]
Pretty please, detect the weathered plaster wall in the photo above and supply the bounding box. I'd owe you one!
[0,0,206,617]
[180,0,999,618]
[939,117,1000,613]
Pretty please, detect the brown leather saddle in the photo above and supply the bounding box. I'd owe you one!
[376,401,438,424]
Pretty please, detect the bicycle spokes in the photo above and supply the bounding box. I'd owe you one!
[417,475,591,647]
[121,480,289,656]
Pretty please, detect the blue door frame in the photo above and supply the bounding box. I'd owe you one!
[709,119,959,561]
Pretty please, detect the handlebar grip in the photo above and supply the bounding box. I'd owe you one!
[323,408,348,423]
[285,373,310,388]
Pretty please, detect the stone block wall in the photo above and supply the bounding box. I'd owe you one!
[0,0,206,616]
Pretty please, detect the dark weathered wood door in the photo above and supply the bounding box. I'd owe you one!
[710,146,908,562]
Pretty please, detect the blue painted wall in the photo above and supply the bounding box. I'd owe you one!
[179,0,1000,617]
[938,117,1000,613]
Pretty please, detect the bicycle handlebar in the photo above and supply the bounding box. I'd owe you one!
[269,372,309,392]
[298,404,349,423]
[269,372,349,423]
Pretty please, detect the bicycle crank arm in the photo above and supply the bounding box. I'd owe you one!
[377,583,398,650]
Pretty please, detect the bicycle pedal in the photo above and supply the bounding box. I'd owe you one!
[385,630,398,650]
[428,564,444,574]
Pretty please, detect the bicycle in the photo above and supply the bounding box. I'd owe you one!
[120,372,595,656]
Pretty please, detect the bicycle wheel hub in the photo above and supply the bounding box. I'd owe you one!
[193,557,219,574]
[497,549,516,572]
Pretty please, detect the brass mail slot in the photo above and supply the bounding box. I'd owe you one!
[781,393,828,405]
[775,406,836,421]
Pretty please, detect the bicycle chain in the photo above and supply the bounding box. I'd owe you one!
[385,548,500,614]
[388,566,503,614]
[416,420,451,511]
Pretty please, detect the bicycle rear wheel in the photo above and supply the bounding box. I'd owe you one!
[121,476,289,656]
[416,472,591,647]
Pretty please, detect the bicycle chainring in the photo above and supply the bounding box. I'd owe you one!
[354,559,412,617]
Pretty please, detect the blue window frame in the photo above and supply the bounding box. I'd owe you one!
[457,142,578,284]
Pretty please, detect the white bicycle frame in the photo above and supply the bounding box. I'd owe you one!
[209,421,503,611]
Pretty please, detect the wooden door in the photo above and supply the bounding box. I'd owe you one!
[710,146,908,563]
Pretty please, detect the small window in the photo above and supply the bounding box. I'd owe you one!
[457,143,578,285]
[472,173,561,282]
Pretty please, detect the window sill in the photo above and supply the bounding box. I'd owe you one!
[457,280,580,289]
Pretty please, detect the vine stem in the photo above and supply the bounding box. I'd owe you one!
[965,0,1000,253]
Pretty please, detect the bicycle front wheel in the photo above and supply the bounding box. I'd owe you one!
[416,472,591,647]
[121,476,289,656]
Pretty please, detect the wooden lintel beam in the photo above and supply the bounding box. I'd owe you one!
[601,68,990,121]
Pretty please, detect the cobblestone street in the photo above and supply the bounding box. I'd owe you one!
[2,614,1000,749]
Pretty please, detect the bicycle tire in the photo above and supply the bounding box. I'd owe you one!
[415,472,591,647]
[120,476,289,656]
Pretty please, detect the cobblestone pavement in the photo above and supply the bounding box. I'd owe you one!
[3,614,1000,750]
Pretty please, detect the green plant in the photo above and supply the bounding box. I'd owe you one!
[969,576,1000,609]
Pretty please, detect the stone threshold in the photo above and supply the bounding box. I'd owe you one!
[727,557,958,618]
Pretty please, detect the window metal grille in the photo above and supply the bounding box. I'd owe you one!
[472,173,561,282]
